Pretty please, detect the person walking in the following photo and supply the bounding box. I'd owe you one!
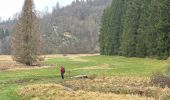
[60,66,65,79]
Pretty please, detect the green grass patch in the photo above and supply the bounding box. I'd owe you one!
[0,55,167,99]
[45,55,167,76]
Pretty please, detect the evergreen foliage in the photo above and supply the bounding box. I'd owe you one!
[0,28,9,39]
[99,7,111,55]
[100,0,170,59]
[155,0,170,59]
[120,0,142,57]
[100,0,125,55]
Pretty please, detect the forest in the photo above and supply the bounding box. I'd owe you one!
[100,0,170,59]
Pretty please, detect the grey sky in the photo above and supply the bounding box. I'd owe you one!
[0,0,74,20]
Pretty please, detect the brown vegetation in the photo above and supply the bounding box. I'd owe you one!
[11,0,40,66]
[18,84,154,100]
[62,76,170,99]
[0,54,97,70]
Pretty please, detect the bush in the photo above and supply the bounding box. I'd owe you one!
[144,87,160,98]
[151,60,170,88]
[151,72,170,88]
[38,57,45,61]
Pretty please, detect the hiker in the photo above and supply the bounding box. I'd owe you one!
[60,66,65,79]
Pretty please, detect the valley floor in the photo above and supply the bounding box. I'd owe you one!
[0,54,169,100]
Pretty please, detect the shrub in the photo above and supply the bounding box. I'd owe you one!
[38,57,45,61]
[150,72,170,88]
[151,60,170,88]
[144,87,160,98]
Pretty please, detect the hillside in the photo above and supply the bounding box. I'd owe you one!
[0,0,112,54]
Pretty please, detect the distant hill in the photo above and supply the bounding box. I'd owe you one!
[0,0,112,54]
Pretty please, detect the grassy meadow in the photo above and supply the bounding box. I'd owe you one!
[0,55,169,100]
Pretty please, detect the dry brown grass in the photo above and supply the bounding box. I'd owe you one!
[0,59,53,71]
[64,76,150,90]
[0,55,53,70]
[18,76,170,100]
[0,54,96,70]
[0,55,22,70]
[62,76,170,99]
[18,84,154,100]
[0,55,13,61]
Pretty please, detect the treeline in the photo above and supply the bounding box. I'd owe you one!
[0,19,16,54]
[0,28,10,54]
[0,28,9,39]
[100,0,170,59]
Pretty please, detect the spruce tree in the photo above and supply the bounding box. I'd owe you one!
[99,0,125,55]
[5,29,9,37]
[11,0,40,66]
[120,0,142,57]
[136,0,151,57]
[156,0,170,59]
[99,0,170,59]
[109,0,125,55]
[99,7,111,55]
[147,0,160,57]
[0,28,5,39]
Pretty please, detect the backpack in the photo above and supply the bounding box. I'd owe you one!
[61,67,65,73]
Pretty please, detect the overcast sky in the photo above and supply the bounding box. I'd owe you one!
[0,0,74,20]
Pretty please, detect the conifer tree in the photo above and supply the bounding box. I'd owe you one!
[156,0,170,59]
[11,0,40,66]
[99,0,170,59]
[136,0,151,57]
[147,0,160,57]
[109,0,125,55]
[0,28,5,39]
[120,0,142,57]
[99,7,111,55]
[99,0,125,55]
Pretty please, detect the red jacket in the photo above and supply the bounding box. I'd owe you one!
[61,67,65,73]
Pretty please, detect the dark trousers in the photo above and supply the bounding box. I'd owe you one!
[61,73,64,79]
